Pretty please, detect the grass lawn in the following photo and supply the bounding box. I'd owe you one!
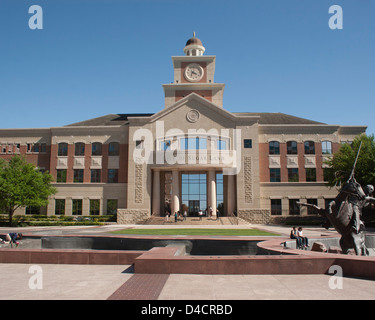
[111,228,279,236]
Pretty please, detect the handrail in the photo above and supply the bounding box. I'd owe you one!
[227,210,238,225]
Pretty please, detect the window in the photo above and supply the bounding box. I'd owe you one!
[40,143,46,153]
[304,141,315,154]
[323,168,330,182]
[271,199,282,215]
[92,142,102,156]
[91,169,101,183]
[108,169,118,183]
[181,173,207,215]
[73,169,84,183]
[29,143,46,153]
[108,142,120,156]
[181,137,207,150]
[305,168,316,182]
[322,141,332,154]
[75,142,85,156]
[72,199,82,215]
[288,168,299,182]
[56,169,67,183]
[287,141,298,155]
[307,199,318,215]
[107,199,118,214]
[58,143,68,156]
[55,199,65,215]
[25,206,40,215]
[244,139,252,149]
[270,168,281,182]
[90,199,100,215]
[216,173,224,215]
[217,140,227,150]
[161,140,170,151]
[33,143,40,153]
[289,199,300,215]
[269,141,280,155]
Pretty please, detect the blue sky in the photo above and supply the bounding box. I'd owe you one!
[1,0,374,135]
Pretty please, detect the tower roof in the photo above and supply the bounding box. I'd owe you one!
[184,32,205,56]
[185,36,203,47]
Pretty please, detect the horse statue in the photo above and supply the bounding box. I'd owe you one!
[298,178,374,256]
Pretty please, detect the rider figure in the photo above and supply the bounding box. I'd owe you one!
[349,182,374,234]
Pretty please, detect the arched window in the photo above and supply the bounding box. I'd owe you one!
[304,141,315,155]
[92,142,102,156]
[269,141,280,155]
[58,143,68,156]
[75,142,85,156]
[322,141,332,154]
[108,142,120,156]
[287,141,298,155]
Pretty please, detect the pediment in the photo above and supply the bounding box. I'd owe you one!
[149,93,238,129]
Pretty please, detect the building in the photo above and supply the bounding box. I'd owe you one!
[0,35,366,223]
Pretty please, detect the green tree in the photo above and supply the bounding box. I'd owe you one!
[324,134,375,188]
[0,155,57,225]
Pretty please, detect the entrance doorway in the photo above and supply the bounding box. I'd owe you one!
[181,173,207,216]
[188,200,200,216]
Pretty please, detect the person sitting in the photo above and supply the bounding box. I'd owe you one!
[297,227,309,248]
[4,233,22,248]
[290,227,303,249]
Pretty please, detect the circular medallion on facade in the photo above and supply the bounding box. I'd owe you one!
[186,109,200,123]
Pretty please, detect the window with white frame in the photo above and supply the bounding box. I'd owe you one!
[322,141,332,154]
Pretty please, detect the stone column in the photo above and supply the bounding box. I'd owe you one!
[171,169,180,214]
[152,169,161,216]
[208,169,217,218]
[227,174,236,215]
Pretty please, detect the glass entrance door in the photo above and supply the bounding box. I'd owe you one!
[188,200,200,216]
[181,173,207,216]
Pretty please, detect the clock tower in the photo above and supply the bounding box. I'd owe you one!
[162,34,225,108]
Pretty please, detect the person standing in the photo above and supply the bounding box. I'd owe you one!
[165,211,169,222]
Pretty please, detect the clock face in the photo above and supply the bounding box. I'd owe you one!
[184,63,204,82]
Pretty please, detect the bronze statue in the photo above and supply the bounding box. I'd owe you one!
[298,143,375,256]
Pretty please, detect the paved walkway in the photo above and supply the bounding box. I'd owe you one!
[1,263,375,300]
[0,224,375,300]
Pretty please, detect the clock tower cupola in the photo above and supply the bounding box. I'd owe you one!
[184,32,205,56]
[162,34,225,108]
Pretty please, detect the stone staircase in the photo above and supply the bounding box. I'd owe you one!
[142,216,250,226]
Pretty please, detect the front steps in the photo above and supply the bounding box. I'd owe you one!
[143,216,249,226]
